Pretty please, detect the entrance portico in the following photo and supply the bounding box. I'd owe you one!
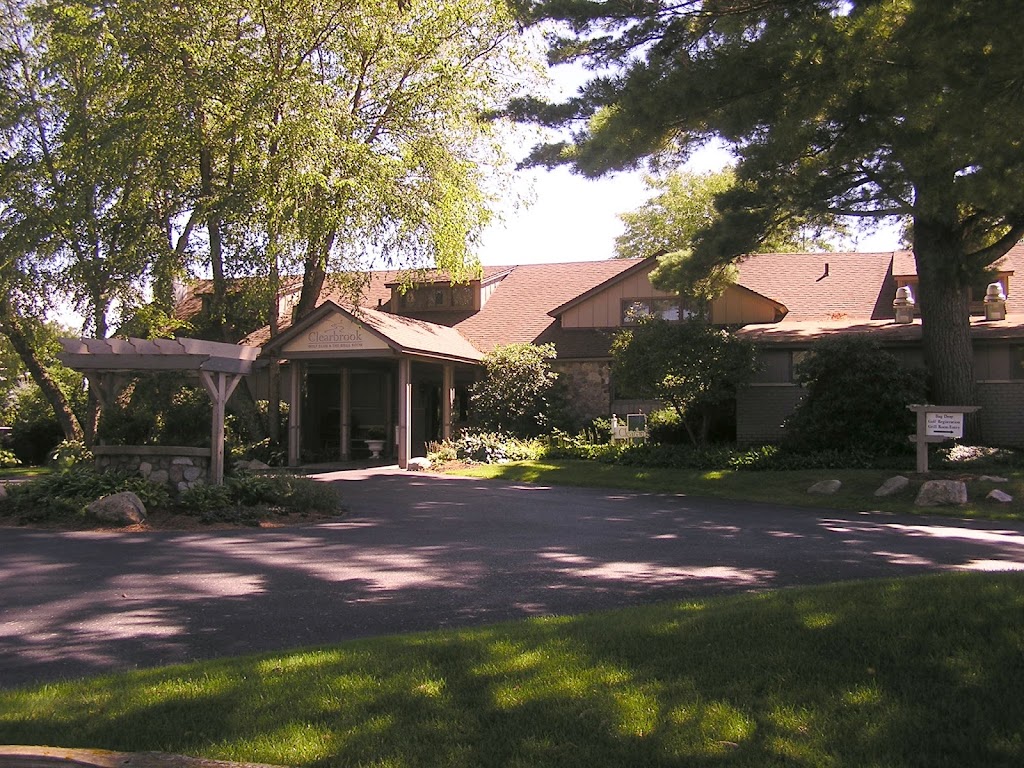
[261,301,481,468]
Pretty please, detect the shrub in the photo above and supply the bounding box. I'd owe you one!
[470,343,560,438]
[0,449,21,468]
[179,473,340,515]
[646,407,689,445]
[48,440,93,470]
[428,432,545,464]
[784,336,927,454]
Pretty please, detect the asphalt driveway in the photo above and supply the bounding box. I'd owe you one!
[2,466,1024,689]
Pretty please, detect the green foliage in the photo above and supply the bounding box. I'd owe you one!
[98,375,211,447]
[428,432,545,464]
[2,466,169,521]
[0,321,87,465]
[470,343,560,438]
[0,449,22,468]
[611,319,759,445]
[48,440,93,471]
[784,336,928,454]
[179,473,340,516]
[646,407,688,446]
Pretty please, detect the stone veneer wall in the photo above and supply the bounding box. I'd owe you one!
[93,446,211,493]
[551,360,612,426]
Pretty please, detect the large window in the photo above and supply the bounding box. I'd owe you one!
[621,297,695,325]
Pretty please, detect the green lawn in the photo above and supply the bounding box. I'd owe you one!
[2,572,1023,767]
[438,459,1024,521]
[0,466,50,480]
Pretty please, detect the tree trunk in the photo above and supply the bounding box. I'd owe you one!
[295,232,334,321]
[913,219,976,407]
[0,299,84,442]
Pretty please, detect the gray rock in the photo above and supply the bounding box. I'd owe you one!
[979,475,1009,483]
[915,479,968,506]
[236,459,271,471]
[138,461,152,476]
[407,457,432,472]
[149,469,169,485]
[874,475,910,497]
[172,456,194,465]
[987,489,1013,503]
[87,491,146,525]
[183,466,203,482]
[808,479,842,495]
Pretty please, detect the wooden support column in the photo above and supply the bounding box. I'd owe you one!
[340,367,351,461]
[398,358,412,469]
[200,370,244,485]
[442,364,455,441]
[287,361,302,467]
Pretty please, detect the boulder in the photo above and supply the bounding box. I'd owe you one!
[874,475,910,497]
[407,457,432,472]
[808,479,842,495]
[236,459,270,471]
[987,489,1013,503]
[915,480,968,507]
[979,475,1009,483]
[87,491,147,525]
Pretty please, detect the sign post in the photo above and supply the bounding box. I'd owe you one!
[907,404,980,473]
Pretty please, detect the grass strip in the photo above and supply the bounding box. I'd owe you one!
[438,459,1024,521]
[2,572,1023,767]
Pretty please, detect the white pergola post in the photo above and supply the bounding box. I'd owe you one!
[199,370,244,485]
[442,364,455,441]
[397,358,412,469]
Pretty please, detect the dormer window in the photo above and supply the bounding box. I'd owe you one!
[391,280,481,314]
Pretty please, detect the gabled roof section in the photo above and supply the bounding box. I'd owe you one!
[260,301,482,364]
[547,257,656,318]
[449,259,646,353]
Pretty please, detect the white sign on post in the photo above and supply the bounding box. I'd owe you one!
[926,412,964,439]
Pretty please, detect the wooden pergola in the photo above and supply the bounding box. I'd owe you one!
[58,337,259,484]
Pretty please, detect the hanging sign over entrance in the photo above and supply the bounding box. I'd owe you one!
[283,314,390,353]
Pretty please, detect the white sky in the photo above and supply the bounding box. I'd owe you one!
[476,51,903,267]
[475,139,903,267]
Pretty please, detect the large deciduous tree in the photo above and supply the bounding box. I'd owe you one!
[511,0,1024,408]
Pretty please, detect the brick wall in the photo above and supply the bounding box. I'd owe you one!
[736,385,805,445]
[976,382,1024,447]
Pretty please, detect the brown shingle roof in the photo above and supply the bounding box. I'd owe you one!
[446,259,644,353]
[735,251,897,322]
